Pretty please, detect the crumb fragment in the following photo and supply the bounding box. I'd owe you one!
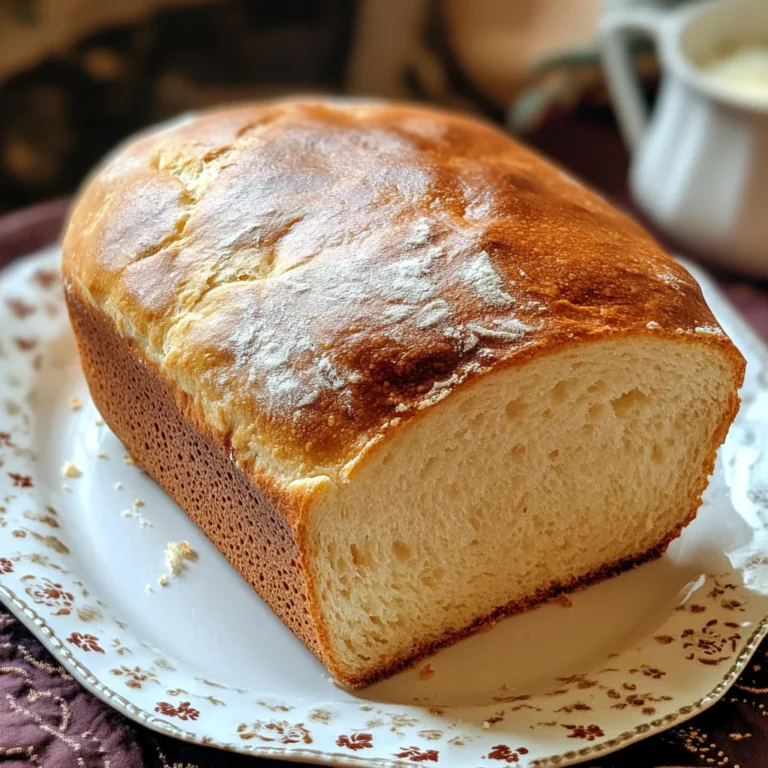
[63,482,71,492]
[123,451,138,466]
[138,517,150,527]
[558,593,573,608]
[96,450,108,459]
[164,540,198,576]
[114,481,123,490]
[133,498,144,507]
[482,721,491,730]
[69,397,82,411]
[419,664,435,681]
[95,417,104,426]
[145,584,153,593]
[121,509,133,518]
[61,461,82,479]
[158,574,168,587]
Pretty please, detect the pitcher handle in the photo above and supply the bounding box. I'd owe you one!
[599,6,665,150]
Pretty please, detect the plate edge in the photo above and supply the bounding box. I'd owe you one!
[1,581,767,768]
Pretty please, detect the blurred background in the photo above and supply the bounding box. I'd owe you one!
[0,0,766,292]
[0,0,658,214]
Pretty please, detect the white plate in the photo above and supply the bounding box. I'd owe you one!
[1,247,767,768]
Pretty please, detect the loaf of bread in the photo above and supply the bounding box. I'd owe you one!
[62,100,745,687]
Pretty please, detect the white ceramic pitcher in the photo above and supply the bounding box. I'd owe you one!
[600,0,768,277]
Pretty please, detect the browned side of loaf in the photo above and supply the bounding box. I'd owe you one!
[64,282,327,665]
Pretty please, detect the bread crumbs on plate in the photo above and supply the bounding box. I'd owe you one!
[419,663,435,680]
[158,574,168,587]
[165,540,198,576]
[61,461,81,478]
[96,450,108,459]
[558,593,574,608]
[69,397,82,411]
[123,451,138,466]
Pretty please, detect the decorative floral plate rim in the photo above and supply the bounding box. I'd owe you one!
[0,247,767,768]
[2,584,767,768]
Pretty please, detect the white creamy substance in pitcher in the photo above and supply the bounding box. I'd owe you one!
[703,45,768,103]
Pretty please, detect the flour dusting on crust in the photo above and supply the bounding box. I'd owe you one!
[462,251,514,308]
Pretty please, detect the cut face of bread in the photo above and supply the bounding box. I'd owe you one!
[308,337,738,683]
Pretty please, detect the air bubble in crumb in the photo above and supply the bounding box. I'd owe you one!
[419,664,435,681]
[158,575,168,587]
[61,461,81,478]
[69,397,82,411]
[96,450,108,459]
[165,540,198,576]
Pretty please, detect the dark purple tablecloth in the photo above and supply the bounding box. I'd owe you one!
[1,135,767,768]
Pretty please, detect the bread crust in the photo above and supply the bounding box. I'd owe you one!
[61,99,745,482]
[62,99,747,687]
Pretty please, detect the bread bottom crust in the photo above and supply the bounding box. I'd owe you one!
[65,283,694,689]
[341,535,683,687]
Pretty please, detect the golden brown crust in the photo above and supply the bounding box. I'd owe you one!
[62,99,747,687]
[62,99,745,484]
